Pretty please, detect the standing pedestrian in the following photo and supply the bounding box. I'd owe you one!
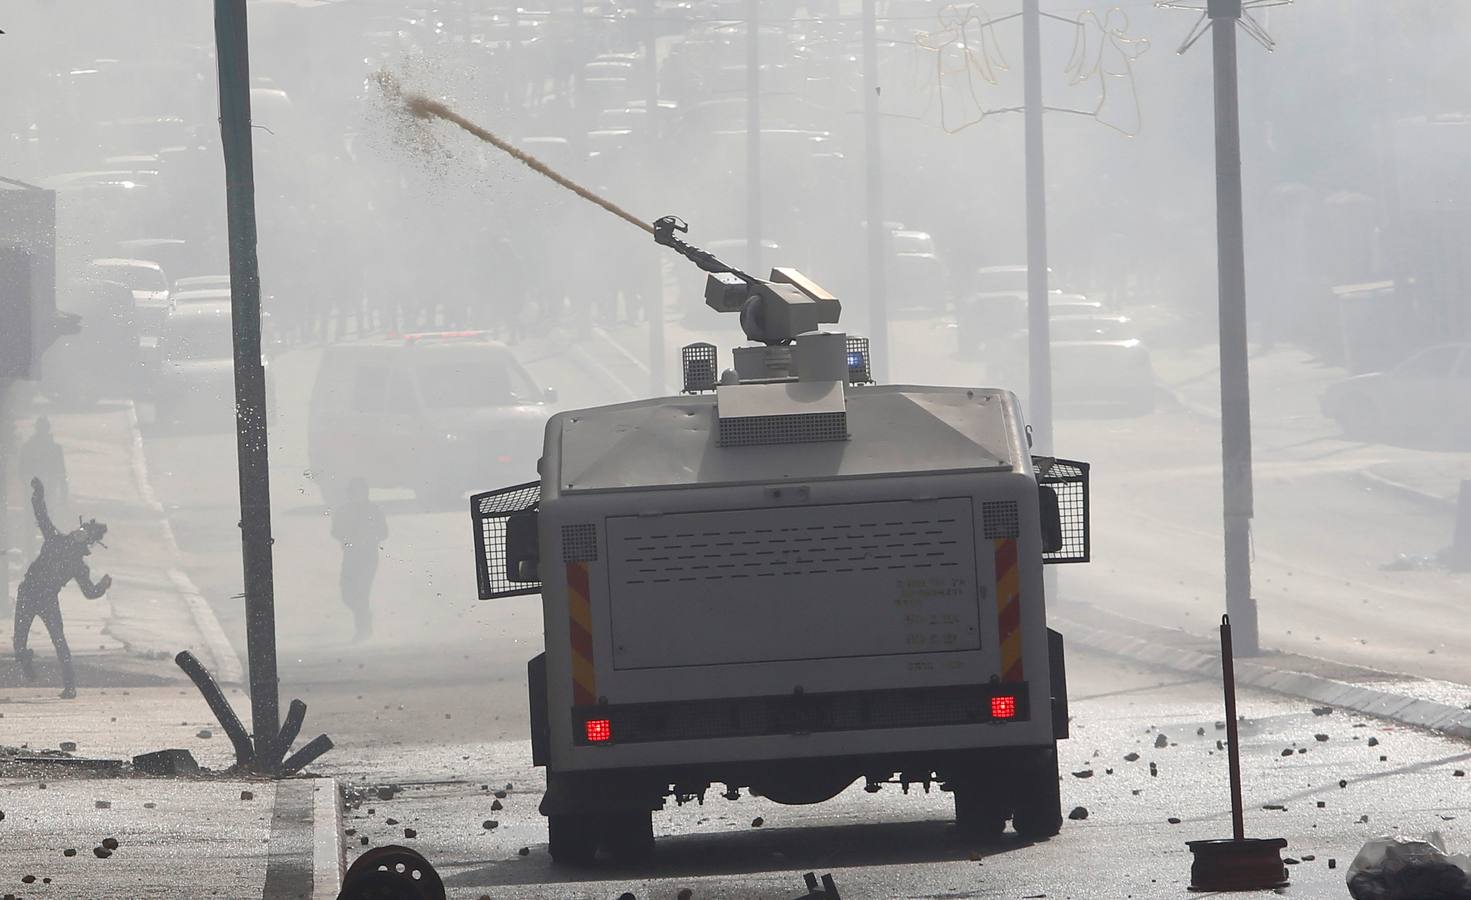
[331,478,388,642]
[14,478,111,699]
[17,416,67,564]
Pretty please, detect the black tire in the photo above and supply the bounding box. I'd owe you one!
[547,814,598,866]
[1010,746,1063,840]
[600,810,655,865]
[952,782,1008,840]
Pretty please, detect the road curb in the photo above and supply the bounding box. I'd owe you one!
[1055,613,1471,741]
[312,779,345,900]
[1354,467,1457,513]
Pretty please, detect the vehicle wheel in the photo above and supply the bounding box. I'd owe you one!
[600,810,655,865]
[1010,746,1062,840]
[952,781,1008,840]
[547,814,599,866]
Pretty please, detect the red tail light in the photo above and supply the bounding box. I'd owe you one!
[991,695,1017,720]
[585,718,612,743]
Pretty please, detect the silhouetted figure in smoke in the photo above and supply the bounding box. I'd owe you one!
[331,478,388,642]
[14,478,111,699]
[18,416,68,563]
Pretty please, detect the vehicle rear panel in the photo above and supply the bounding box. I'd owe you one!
[540,468,1053,771]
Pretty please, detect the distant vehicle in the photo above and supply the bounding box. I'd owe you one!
[153,300,272,430]
[954,265,1051,354]
[517,136,574,174]
[1321,343,1471,447]
[887,228,951,313]
[85,257,170,335]
[1047,292,1106,318]
[1048,315,1155,415]
[308,332,555,506]
[170,286,232,308]
[985,314,1154,415]
[40,277,139,406]
[172,275,230,294]
[94,116,195,159]
[114,237,193,280]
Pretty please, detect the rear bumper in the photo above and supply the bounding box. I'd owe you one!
[538,743,1057,815]
[569,682,1032,747]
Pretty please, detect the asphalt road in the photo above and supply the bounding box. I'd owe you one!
[132,315,1471,897]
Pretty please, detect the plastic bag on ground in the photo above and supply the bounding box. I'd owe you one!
[1347,832,1471,900]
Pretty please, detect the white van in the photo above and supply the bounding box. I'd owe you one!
[308,332,554,505]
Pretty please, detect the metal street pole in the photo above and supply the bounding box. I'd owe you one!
[1209,0,1258,655]
[862,0,888,380]
[644,0,665,394]
[1022,0,1053,453]
[213,0,283,768]
[746,0,762,279]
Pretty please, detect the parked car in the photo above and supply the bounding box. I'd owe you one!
[39,277,139,406]
[954,265,1051,354]
[170,286,231,308]
[1048,315,1155,415]
[308,332,555,506]
[887,229,951,313]
[1321,343,1471,447]
[172,274,230,294]
[85,257,170,336]
[153,300,273,431]
[986,314,1154,415]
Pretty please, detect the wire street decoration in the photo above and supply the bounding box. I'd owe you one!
[1156,0,1291,54]
[909,4,1150,136]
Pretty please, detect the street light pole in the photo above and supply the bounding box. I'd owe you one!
[644,0,665,395]
[862,0,888,380]
[1022,0,1053,454]
[746,0,762,279]
[213,0,283,768]
[1208,0,1258,655]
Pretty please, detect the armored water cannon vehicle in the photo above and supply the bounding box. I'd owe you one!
[469,219,1091,865]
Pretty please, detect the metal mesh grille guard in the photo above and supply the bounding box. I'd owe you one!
[1035,457,1091,564]
[573,683,1030,745]
[470,480,541,599]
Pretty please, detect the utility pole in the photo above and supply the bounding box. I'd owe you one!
[1209,0,1257,656]
[644,0,665,394]
[1021,0,1053,453]
[1162,0,1284,655]
[746,0,762,279]
[213,0,283,768]
[862,0,888,380]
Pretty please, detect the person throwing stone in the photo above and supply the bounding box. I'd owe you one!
[14,477,111,699]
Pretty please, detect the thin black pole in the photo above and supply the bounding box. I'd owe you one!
[1022,0,1053,454]
[1220,614,1245,841]
[1210,0,1259,655]
[212,0,281,772]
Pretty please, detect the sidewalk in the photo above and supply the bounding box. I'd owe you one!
[2,398,340,899]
